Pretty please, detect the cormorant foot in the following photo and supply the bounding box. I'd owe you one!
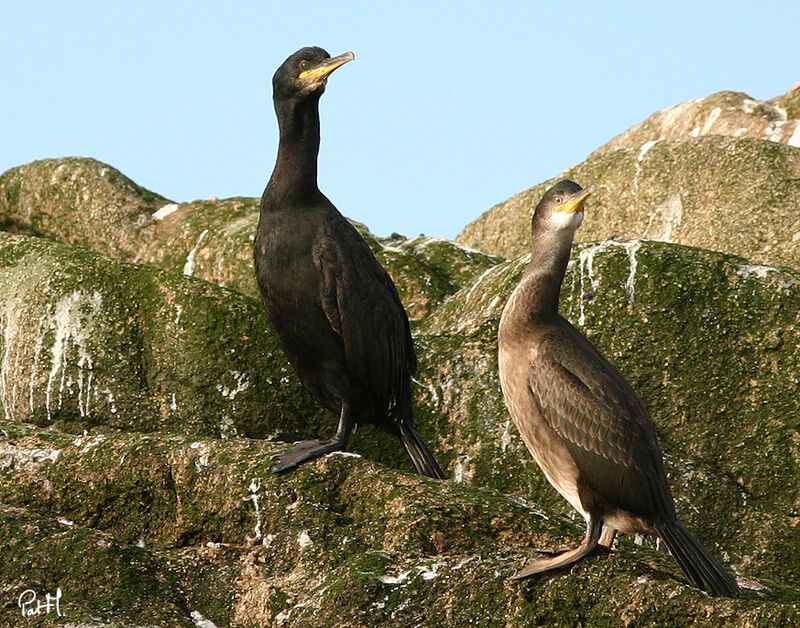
[512,517,603,580]
[532,545,573,557]
[271,437,346,473]
[511,543,599,580]
[533,545,572,556]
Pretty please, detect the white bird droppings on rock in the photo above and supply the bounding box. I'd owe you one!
[788,123,800,148]
[0,443,61,471]
[44,290,103,421]
[500,418,513,453]
[634,139,662,191]
[452,454,471,483]
[153,203,179,220]
[576,240,642,326]
[245,477,263,542]
[418,562,444,580]
[700,107,722,135]
[183,229,210,276]
[379,571,410,585]
[325,451,362,459]
[190,610,222,628]
[297,530,313,549]
[216,371,250,400]
[736,263,775,279]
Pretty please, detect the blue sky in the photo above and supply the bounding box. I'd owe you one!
[2,2,799,239]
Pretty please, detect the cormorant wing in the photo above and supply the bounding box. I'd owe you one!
[312,213,416,422]
[528,324,676,521]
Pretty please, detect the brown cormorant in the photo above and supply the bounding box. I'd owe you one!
[498,180,740,596]
[254,47,445,479]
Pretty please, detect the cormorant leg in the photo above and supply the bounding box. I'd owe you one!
[535,524,615,556]
[511,516,603,580]
[598,525,617,552]
[272,404,355,473]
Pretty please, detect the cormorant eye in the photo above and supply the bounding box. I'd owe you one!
[300,60,311,71]
[554,196,564,204]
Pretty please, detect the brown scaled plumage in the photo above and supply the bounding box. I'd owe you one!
[497,179,740,597]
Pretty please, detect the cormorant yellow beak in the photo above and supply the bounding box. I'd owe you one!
[299,51,355,82]
[556,184,595,214]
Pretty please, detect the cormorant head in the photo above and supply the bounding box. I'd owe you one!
[532,179,595,232]
[272,47,355,101]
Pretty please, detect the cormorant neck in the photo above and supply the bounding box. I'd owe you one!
[519,226,576,318]
[264,94,322,206]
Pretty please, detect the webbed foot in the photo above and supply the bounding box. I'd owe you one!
[272,405,355,474]
[272,437,346,473]
[512,517,603,580]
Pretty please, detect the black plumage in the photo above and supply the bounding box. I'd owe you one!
[254,47,444,479]
[498,179,739,596]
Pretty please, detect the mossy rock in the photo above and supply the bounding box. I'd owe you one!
[457,135,800,269]
[0,156,166,262]
[2,145,800,623]
[0,230,318,440]
[0,504,198,627]
[0,159,499,321]
[2,227,800,584]
[4,225,799,604]
[368,233,502,321]
[2,426,798,626]
[773,83,800,120]
[140,195,263,298]
[0,230,452,476]
[591,90,800,158]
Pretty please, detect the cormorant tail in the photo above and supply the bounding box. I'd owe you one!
[656,520,740,597]
[397,422,446,480]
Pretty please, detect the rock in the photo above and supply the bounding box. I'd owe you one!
[2,225,800,624]
[140,195,264,298]
[366,233,502,320]
[0,157,166,262]
[0,504,195,626]
[457,135,800,267]
[0,159,501,321]
[0,230,315,441]
[772,82,800,119]
[590,90,800,158]
[419,239,800,587]
[1,427,797,626]
[0,229,464,474]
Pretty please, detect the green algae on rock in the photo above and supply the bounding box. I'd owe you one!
[2,227,800,601]
[0,156,167,262]
[0,158,500,322]
[370,233,503,321]
[590,89,800,159]
[0,230,316,440]
[2,132,800,623]
[457,136,800,269]
[141,195,263,298]
[0,504,198,627]
[2,422,798,626]
[0,230,442,475]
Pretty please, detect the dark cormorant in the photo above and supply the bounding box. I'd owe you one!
[497,180,740,596]
[254,47,445,479]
